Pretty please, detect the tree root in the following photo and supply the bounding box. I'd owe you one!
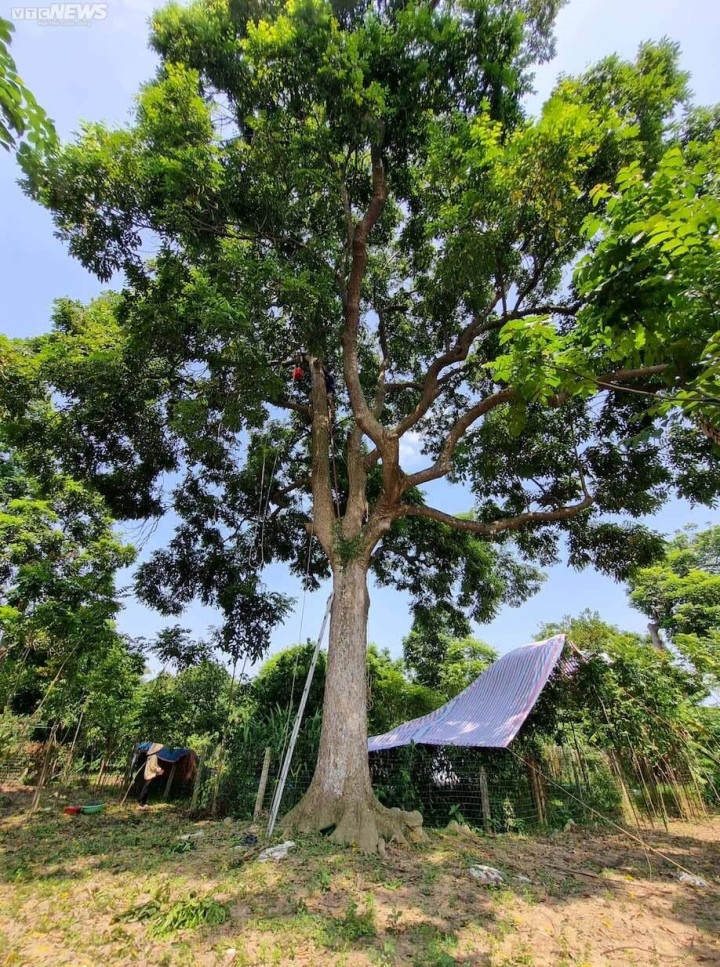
[282,789,427,853]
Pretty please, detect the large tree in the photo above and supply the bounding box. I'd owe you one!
[4,1,720,848]
[628,526,720,680]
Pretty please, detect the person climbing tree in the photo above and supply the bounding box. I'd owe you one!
[322,365,336,419]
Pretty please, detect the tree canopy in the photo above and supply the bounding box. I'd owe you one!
[628,526,720,681]
[0,451,135,709]
[534,610,709,778]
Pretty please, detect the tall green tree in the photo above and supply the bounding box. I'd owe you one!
[0,452,135,714]
[251,639,440,734]
[628,526,720,680]
[6,2,720,848]
[135,660,237,746]
[76,636,145,766]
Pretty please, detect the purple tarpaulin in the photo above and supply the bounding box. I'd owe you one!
[368,634,566,751]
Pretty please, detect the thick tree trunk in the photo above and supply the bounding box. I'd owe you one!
[282,559,425,851]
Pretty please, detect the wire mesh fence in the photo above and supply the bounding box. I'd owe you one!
[4,714,716,832]
[200,738,714,832]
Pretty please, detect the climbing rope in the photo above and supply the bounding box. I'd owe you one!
[247,445,267,566]
[277,532,316,770]
[258,447,279,566]
[330,424,342,518]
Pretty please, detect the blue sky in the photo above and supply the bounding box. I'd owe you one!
[2,0,719,666]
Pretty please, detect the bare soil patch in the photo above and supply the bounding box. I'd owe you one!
[1,784,718,965]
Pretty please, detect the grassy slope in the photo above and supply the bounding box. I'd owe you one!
[1,787,718,966]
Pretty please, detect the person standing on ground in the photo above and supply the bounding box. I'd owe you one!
[138,743,164,809]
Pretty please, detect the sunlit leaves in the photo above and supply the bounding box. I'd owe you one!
[629,526,720,682]
[0,16,56,177]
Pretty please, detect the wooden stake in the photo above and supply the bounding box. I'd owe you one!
[479,765,492,834]
[525,756,547,825]
[254,747,273,820]
[164,762,177,800]
[190,749,206,812]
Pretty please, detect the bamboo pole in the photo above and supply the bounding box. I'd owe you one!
[30,724,58,816]
[268,593,333,837]
[62,708,84,784]
[525,756,547,825]
[608,750,639,826]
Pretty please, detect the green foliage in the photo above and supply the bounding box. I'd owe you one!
[0,16,56,170]
[535,610,707,775]
[146,625,214,672]
[248,638,441,737]
[628,526,720,681]
[115,892,228,938]
[134,660,237,746]
[5,1,716,674]
[403,606,498,696]
[366,645,441,733]
[251,641,328,719]
[0,712,35,776]
[80,638,145,756]
[0,450,137,735]
[149,895,229,938]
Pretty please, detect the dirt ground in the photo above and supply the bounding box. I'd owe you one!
[1,783,718,966]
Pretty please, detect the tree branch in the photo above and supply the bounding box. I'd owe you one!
[393,293,503,439]
[341,144,388,449]
[395,493,594,536]
[274,398,312,420]
[270,475,311,507]
[404,388,514,487]
[385,380,424,394]
[507,301,583,319]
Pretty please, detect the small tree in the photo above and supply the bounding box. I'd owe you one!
[135,660,237,746]
[403,606,498,696]
[535,611,709,788]
[5,2,720,848]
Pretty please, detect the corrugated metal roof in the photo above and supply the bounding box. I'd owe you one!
[368,634,566,751]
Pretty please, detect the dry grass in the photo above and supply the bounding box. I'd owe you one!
[1,783,719,966]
